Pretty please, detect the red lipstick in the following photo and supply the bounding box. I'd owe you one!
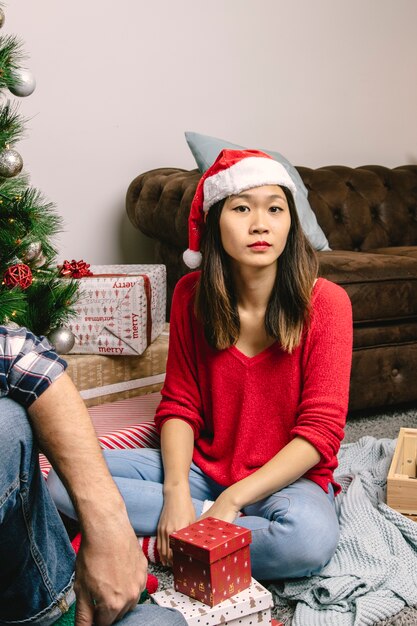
[248,241,271,248]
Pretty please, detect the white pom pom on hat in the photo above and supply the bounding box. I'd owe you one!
[182,248,202,269]
[182,148,297,269]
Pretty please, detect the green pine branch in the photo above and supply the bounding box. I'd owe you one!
[0,171,28,195]
[0,101,25,148]
[0,186,61,266]
[0,286,27,323]
[24,276,79,336]
[0,34,25,91]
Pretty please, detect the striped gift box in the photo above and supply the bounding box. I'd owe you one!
[40,392,162,477]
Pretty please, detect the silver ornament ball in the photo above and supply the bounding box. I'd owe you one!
[0,8,5,29]
[24,241,42,261]
[48,327,75,354]
[32,252,47,268]
[0,148,23,178]
[9,68,36,97]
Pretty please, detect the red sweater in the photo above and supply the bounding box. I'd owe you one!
[155,273,353,494]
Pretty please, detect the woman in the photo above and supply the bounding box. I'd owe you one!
[49,149,352,581]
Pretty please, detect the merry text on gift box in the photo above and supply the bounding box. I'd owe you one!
[67,264,166,356]
[170,517,252,606]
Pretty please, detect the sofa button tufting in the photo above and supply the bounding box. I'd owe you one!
[391,368,399,377]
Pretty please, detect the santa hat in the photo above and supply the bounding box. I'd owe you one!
[183,148,298,269]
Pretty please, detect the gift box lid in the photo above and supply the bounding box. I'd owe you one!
[170,517,251,564]
[152,578,272,626]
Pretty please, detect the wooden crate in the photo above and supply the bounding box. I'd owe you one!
[387,428,417,521]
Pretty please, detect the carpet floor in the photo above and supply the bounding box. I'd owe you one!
[149,403,417,625]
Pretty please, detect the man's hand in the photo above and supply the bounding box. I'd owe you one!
[27,375,149,626]
[157,487,196,566]
[74,518,147,626]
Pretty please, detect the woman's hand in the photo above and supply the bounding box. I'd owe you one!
[198,490,242,524]
[157,486,196,566]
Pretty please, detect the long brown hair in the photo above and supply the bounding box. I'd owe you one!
[194,187,319,353]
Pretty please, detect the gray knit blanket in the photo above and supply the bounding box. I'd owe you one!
[269,437,417,626]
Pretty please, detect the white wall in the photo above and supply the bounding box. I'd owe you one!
[5,0,417,264]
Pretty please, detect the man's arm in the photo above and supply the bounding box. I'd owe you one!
[28,372,147,626]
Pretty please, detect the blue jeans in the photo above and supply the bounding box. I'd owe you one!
[0,399,186,626]
[48,448,340,581]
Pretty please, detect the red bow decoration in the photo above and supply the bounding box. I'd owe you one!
[59,259,93,279]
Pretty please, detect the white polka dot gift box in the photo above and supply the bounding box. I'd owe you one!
[67,264,166,355]
[169,517,252,607]
[151,577,273,626]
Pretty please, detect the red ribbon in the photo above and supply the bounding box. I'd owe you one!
[59,259,93,278]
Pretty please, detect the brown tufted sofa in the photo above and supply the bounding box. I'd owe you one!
[126,164,417,413]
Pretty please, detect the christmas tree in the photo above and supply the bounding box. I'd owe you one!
[0,6,79,343]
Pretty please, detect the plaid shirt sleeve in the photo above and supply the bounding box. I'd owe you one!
[0,325,67,408]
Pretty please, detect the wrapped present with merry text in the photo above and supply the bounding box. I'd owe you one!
[67,264,166,356]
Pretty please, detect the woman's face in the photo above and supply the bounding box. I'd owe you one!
[219,185,291,269]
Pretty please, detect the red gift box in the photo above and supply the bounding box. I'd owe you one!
[169,517,252,606]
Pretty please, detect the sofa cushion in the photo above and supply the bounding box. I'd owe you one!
[370,246,417,259]
[318,251,417,324]
[354,322,417,349]
[185,131,330,252]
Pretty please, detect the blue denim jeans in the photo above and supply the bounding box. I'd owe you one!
[48,447,340,581]
[0,399,186,626]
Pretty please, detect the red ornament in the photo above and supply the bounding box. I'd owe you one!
[59,259,93,279]
[3,263,33,289]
